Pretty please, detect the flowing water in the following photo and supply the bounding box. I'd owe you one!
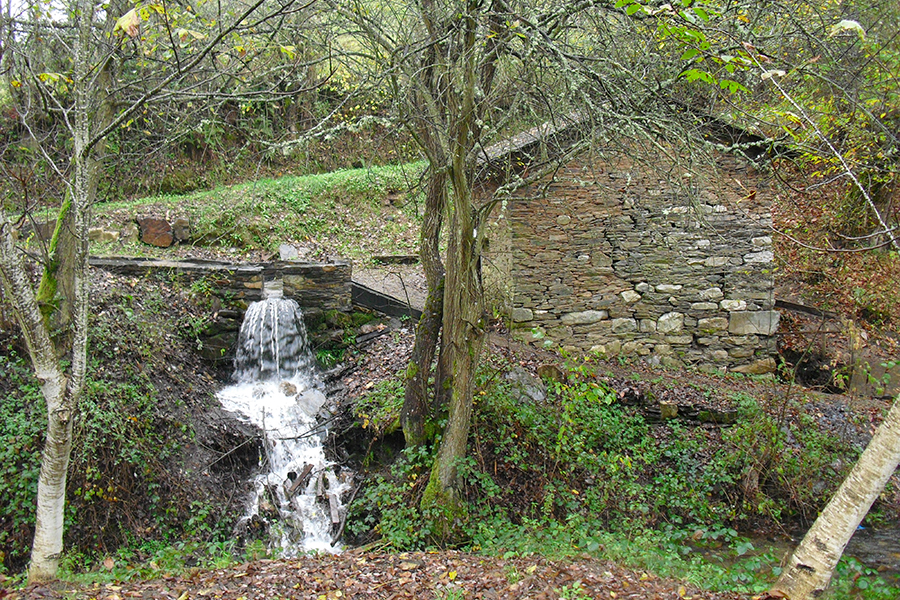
[217,288,350,554]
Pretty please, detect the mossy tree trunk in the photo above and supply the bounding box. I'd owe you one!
[419,2,486,531]
[0,0,96,580]
[402,169,446,447]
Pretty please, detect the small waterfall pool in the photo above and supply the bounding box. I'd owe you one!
[216,290,350,555]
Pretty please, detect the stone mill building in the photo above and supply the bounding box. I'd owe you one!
[484,120,780,374]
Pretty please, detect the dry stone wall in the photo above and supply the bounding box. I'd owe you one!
[89,257,351,313]
[508,153,778,373]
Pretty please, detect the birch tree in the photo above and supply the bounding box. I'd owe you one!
[769,397,900,599]
[0,0,317,581]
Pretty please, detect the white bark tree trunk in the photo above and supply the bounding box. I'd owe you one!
[770,396,900,599]
[0,210,72,582]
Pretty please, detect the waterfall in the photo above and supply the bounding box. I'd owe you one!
[217,290,349,554]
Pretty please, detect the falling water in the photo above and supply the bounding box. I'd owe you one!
[217,286,349,554]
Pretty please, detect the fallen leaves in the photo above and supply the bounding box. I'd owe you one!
[3,550,755,600]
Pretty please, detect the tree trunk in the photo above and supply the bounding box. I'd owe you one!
[27,391,74,581]
[770,396,900,599]
[402,169,446,447]
[27,0,95,579]
[420,203,484,535]
[0,212,70,582]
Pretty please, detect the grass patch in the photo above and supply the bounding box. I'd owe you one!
[94,162,426,261]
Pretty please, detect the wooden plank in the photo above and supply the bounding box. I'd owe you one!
[328,494,341,525]
[284,463,315,499]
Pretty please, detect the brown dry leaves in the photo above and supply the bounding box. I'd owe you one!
[7,551,753,600]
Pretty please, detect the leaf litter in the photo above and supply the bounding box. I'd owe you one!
[7,550,753,599]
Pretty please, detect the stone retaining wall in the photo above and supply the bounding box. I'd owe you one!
[89,257,352,313]
[508,152,778,373]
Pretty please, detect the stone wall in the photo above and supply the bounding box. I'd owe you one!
[508,152,778,373]
[89,257,352,314]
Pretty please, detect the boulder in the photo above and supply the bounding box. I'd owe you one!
[137,217,174,247]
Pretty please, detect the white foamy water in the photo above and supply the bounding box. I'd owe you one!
[217,295,349,554]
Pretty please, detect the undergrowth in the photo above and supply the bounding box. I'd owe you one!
[0,276,239,576]
[346,354,891,597]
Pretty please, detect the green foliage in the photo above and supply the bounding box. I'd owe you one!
[831,556,900,600]
[350,352,882,595]
[354,377,405,438]
[0,348,46,572]
[713,393,856,524]
[346,445,436,549]
[464,358,734,531]
[58,538,240,585]
[65,369,189,554]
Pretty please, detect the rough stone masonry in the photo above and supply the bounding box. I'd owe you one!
[507,151,778,374]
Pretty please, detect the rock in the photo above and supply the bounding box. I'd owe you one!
[172,217,191,241]
[505,366,546,403]
[280,244,300,260]
[744,250,773,263]
[720,299,747,312]
[359,322,385,335]
[89,227,119,243]
[121,222,140,243]
[728,310,780,336]
[656,284,682,293]
[512,307,534,323]
[639,319,657,333]
[556,214,571,225]
[561,310,608,325]
[137,217,174,247]
[610,318,637,334]
[698,409,738,424]
[732,357,777,375]
[704,257,729,267]
[697,317,728,334]
[659,402,678,420]
[699,287,724,301]
[657,312,684,334]
[620,290,641,303]
[536,364,565,383]
[198,333,235,361]
[691,302,719,310]
[622,341,644,355]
